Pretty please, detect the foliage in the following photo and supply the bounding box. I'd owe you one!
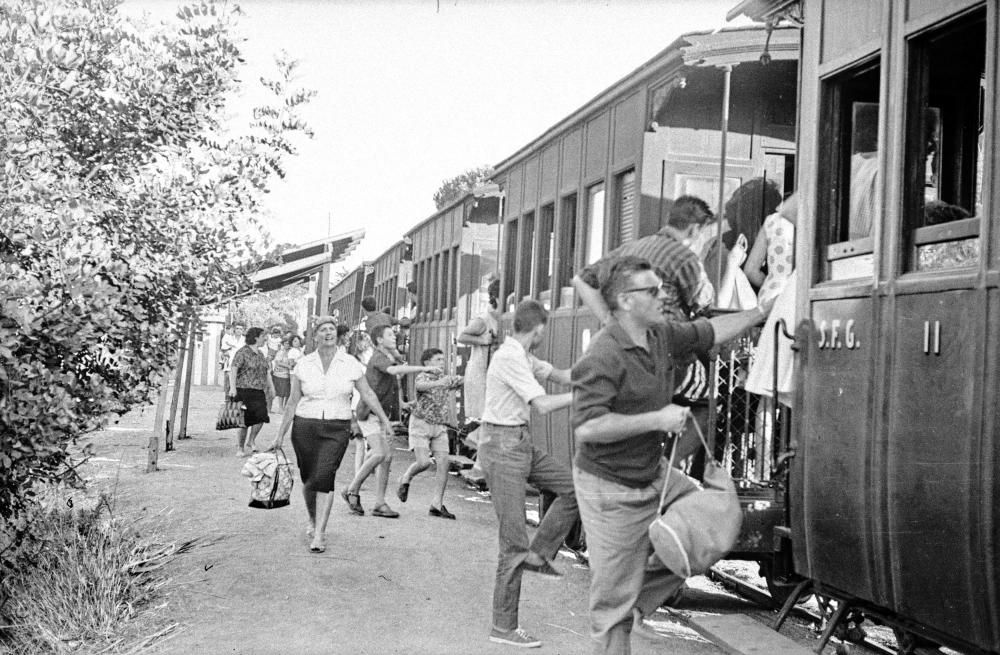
[0,0,313,584]
[231,282,310,337]
[432,165,494,210]
[0,494,194,653]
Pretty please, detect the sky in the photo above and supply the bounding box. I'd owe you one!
[125,0,750,268]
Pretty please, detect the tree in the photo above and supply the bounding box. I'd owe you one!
[432,165,495,210]
[0,0,313,575]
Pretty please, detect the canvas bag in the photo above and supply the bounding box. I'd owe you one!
[242,449,294,509]
[717,267,758,311]
[215,398,245,431]
[648,417,742,578]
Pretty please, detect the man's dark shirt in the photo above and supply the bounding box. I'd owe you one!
[571,318,713,487]
[360,349,398,420]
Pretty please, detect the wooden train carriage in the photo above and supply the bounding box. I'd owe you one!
[406,190,502,377]
[732,0,999,652]
[328,264,367,329]
[490,25,799,486]
[367,239,412,322]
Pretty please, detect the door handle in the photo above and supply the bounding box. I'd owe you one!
[923,321,930,354]
[932,320,941,355]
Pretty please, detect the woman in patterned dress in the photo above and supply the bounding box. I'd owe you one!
[743,193,797,306]
[228,327,276,456]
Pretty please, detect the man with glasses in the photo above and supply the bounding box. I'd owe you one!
[571,255,768,654]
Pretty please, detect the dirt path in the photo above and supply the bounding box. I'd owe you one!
[80,385,728,655]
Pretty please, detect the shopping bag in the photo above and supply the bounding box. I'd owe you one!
[242,449,294,509]
[648,416,742,578]
[215,398,245,431]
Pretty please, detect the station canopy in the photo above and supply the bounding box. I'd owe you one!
[250,228,364,293]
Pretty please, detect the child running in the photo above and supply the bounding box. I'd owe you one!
[396,348,463,519]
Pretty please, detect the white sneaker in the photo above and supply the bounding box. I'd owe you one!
[488,627,541,648]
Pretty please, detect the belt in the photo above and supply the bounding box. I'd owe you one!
[483,422,527,428]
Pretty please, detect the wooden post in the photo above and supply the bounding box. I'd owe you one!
[147,380,170,473]
[166,318,190,452]
[178,321,197,439]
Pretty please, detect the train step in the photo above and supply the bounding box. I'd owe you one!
[687,613,812,655]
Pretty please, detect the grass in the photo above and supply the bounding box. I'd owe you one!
[0,493,194,654]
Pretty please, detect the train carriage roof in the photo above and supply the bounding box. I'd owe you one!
[492,25,799,174]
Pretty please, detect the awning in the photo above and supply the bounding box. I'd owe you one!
[681,26,799,68]
[251,229,364,292]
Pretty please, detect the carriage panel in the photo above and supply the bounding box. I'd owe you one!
[561,128,583,194]
[820,0,882,65]
[546,310,576,468]
[795,298,878,602]
[884,289,985,642]
[613,92,643,167]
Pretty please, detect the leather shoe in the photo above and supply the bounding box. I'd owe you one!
[521,557,563,577]
[429,505,456,520]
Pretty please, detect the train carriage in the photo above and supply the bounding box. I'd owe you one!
[328,263,368,329]
[729,1,999,653]
[490,24,801,557]
[405,190,502,375]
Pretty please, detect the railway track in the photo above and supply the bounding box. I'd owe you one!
[706,567,898,655]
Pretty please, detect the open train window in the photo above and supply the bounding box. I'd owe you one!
[503,219,518,312]
[518,211,534,303]
[585,182,606,265]
[556,193,578,308]
[818,61,881,281]
[903,10,985,273]
[535,204,554,308]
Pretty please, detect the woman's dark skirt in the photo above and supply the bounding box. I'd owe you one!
[235,388,269,426]
[290,417,350,493]
[272,375,291,399]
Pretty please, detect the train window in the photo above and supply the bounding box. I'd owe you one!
[503,219,518,312]
[556,193,578,307]
[449,245,458,314]
[535,204,555,308]
[431,254,440,318]
[517,211,534,302]
[585,183,606,264]
[903,11,985,273]
[818,60,881,281]
[612,169,636,249]
[440,249,450,313]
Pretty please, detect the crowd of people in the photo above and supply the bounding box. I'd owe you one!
[219,184,793,654]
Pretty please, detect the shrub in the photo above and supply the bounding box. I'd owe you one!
[0,0,313,596]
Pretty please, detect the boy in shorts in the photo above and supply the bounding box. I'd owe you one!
[396,348,463,519]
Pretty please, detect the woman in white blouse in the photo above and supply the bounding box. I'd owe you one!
[271,317,391,554]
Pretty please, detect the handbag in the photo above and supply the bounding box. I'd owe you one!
[242,448,294,509]
[648,416,742,578]
[215,398,245,431]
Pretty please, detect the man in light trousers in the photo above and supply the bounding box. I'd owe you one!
[479,299,577,649]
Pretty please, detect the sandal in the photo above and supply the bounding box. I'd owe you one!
[371,503,400,519]
[341,489,365,516]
